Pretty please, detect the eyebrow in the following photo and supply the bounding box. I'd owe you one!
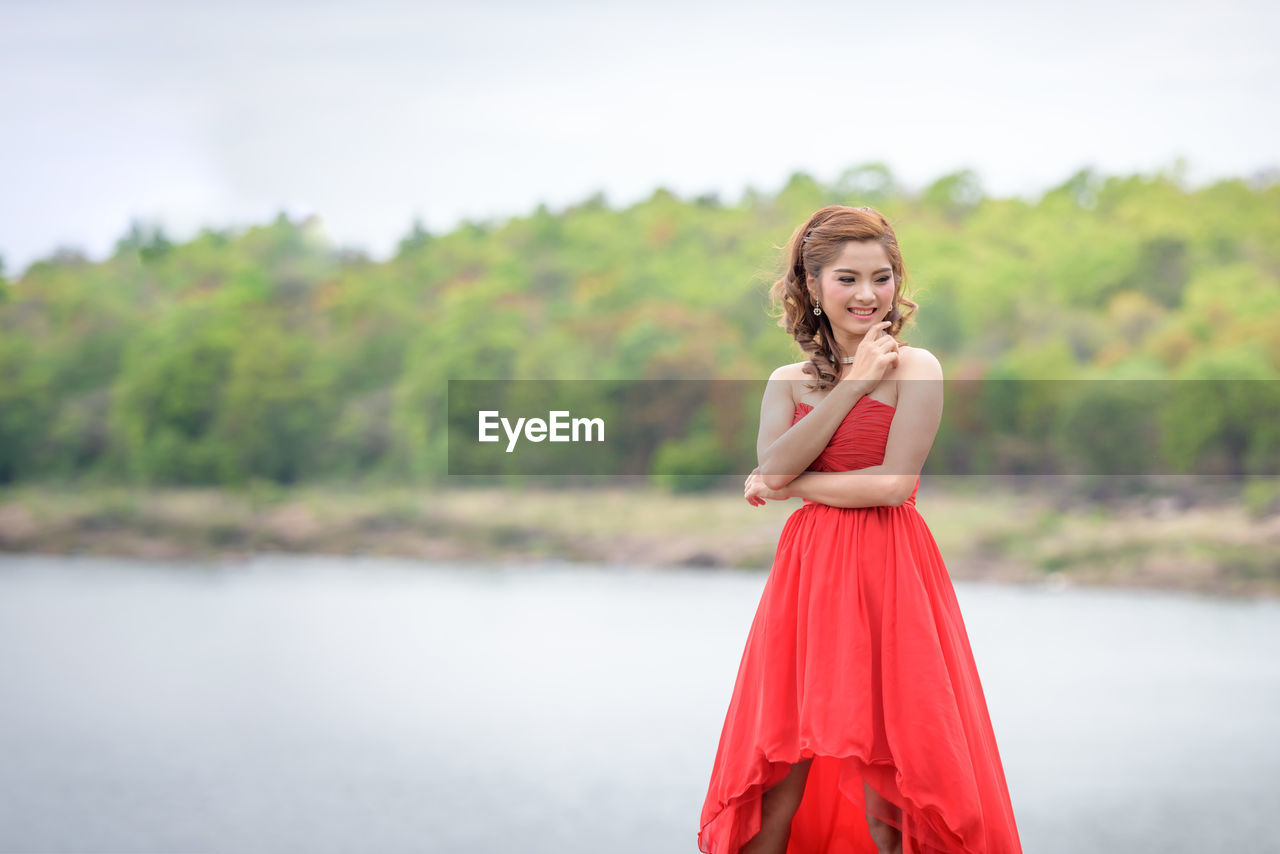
[834,267,892,275]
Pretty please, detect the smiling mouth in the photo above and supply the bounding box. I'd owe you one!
[847,307,876,316]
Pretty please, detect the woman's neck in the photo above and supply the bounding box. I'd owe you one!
[831,330,866,359]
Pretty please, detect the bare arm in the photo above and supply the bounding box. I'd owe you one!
[757,320,901,490]
[783,348,944,508]
[780,467,903,508]
[755,364,869,491]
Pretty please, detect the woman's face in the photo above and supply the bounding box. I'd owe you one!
[811,240,897,334]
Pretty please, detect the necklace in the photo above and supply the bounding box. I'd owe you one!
[840,355,856,364]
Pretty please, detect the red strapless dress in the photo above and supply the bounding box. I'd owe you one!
[698,396,1022,854]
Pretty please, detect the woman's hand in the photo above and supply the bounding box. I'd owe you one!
[843,320,901,388]
[745,467,792,506]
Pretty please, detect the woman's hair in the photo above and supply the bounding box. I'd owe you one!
[768,205,918,392]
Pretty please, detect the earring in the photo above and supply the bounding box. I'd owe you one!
[813,305,823,316]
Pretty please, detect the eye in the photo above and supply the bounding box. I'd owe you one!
[839,277,892,283]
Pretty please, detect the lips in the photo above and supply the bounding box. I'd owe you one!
[847,307,876,316]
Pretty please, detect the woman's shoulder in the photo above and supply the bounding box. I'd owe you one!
[766,362,813,408]
[896,344,943,378]
[768,361,811,381]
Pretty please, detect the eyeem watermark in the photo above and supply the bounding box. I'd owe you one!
[449,379,1280,476]
[478,410,606,453]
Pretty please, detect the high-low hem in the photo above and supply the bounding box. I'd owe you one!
[698,746,982,854]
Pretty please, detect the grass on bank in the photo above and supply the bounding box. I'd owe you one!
[0,478,1277,598]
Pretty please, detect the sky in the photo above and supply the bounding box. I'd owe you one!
[2,0,1277,277]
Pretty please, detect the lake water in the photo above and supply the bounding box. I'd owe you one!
[0,554,1277,854]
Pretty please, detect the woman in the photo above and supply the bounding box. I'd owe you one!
[697,206,1023,854]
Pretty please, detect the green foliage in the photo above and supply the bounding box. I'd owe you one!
[1243,477,1280,520]
[1,163,1277,488]
[213,321,336,485]
[1161,345,1280,476]
[649,402,740,493]
[922,169,984,223]
[108,306,242,484]
[1053,379,1164,475]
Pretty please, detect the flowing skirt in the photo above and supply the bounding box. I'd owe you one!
[697,502,1022,854]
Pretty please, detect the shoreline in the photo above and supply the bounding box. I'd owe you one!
[1,483,1277,601]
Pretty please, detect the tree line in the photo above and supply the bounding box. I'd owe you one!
[1,162,1277,489]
